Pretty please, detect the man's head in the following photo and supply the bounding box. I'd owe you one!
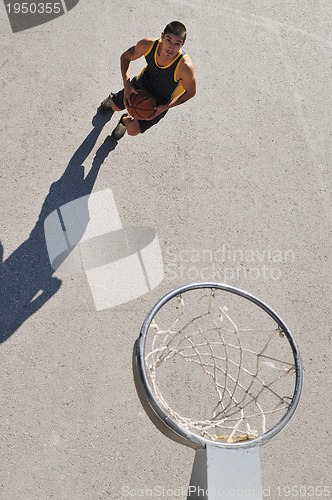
[163,21,187,43]
[160,21,187,60]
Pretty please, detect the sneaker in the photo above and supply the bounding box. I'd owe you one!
[111,113,129,141]
[98,94,115,115]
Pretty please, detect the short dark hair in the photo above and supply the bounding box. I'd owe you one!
[163,21,187,43]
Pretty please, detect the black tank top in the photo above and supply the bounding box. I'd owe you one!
[135,39,187,105]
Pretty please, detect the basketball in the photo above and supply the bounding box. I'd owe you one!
[127,89,156,120]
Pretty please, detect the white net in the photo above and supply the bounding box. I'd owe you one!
[144,287,297,443]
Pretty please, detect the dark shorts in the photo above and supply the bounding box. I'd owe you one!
[111,78,168,134]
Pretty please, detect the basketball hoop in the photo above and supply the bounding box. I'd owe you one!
[133,283,303,499]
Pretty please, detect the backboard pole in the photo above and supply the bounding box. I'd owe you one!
[187,445,262,500]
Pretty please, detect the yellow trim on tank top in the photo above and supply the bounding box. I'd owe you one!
[154,40,183,69]
[174,53,189,82]
[136,39,159,79]
[143,38,158,57]
[171,81,185,101]
[136,65,147,79]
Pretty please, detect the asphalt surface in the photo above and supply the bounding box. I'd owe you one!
[0,0,331,498]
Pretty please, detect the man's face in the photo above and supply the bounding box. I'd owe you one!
[160,32,184,59]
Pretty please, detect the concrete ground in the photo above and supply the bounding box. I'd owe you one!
[0,0,331,498]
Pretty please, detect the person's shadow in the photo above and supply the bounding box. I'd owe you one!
[0,111,117,343]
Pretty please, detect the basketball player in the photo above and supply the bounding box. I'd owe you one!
[99,21,196,140]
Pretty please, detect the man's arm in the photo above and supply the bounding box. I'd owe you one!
[168,57,196,109]
[120,38,155,107]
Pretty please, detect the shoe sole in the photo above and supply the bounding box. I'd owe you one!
[111,114,128,140]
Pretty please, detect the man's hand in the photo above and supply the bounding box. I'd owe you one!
[145,104,169,121]
[124,81,138,109]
